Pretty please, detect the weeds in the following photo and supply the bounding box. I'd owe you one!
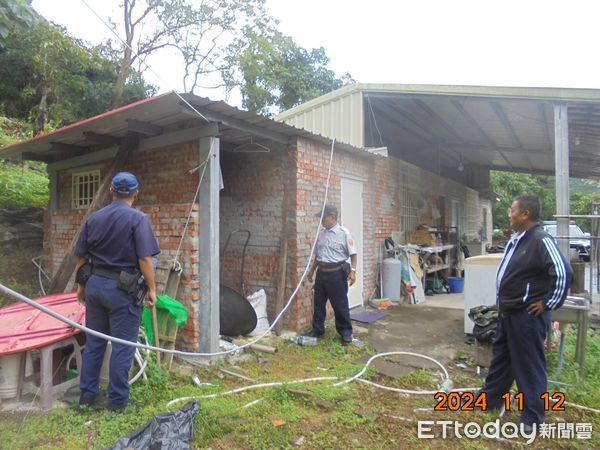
[0,326,598,449]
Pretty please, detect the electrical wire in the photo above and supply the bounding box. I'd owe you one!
[79,0,208,124]
[172,155,210,269]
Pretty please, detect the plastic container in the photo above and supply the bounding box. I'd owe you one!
[0,354,21,399]
[296,336,317,346]
[464,254,503,334]
[448,277,465,294]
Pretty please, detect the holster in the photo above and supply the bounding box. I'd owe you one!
[75,261,92,286]
[117,269,148,307]
[341,262,351,279]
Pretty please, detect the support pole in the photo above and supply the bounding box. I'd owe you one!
[198,137,220,354]
[553,103,570,258]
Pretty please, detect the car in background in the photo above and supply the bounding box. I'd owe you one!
[542,221,591,262]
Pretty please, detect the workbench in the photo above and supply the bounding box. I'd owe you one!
[419,244,454,285]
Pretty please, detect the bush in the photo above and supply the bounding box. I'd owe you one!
[0,160,49,209]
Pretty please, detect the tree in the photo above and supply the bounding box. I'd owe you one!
[0,0,37,41]
[174,0,271,94]
[110,0,196,105]
[0,19,154,132]
[110,0,269,103]
[491,171,600,231]
[224,27,353,115]
[490,171,555,229]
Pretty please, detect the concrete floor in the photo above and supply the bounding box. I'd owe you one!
[354,279,599,382]
[354,295,470,380]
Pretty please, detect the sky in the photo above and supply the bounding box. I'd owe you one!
[30,0,600,105]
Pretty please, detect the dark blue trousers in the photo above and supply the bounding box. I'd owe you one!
[80,274,141,408]
[480,308,551,425]
[312,269,353,338]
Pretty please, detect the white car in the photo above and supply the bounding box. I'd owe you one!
[542,221,591,262]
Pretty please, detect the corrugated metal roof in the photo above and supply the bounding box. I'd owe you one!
[0,92,376,162]
[276,83,600,179]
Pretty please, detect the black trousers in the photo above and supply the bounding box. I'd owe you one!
[312,269,353,338]
[480,308,551,425]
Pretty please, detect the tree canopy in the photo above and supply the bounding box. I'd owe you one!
[0,0,37,41]
[0,17,154,133]
[224,27,353,115]
[490,171,600,230]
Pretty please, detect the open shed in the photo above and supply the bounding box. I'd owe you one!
[278,83,600,256]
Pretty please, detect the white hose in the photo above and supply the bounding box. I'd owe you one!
[129,350,148,384]
[334,351,450,387]
[563,401,600,414]
[166,376,337,407]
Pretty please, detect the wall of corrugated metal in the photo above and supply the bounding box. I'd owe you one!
[281,91,364,147]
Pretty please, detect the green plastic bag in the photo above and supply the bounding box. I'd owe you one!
[142,295,188,346]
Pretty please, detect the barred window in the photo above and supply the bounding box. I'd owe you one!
[72,170,100,209]
[399,163,420,235]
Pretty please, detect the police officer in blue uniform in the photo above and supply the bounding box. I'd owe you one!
[74,172,160,412]
[307,204,358,346]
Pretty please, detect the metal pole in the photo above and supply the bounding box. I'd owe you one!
[553,103,570,258]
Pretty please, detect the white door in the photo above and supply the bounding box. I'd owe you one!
[341,178,363,309]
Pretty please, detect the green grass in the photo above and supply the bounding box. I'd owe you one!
[0,160,49,209]
[0,327,598,449]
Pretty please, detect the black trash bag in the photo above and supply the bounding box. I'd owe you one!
[108,401,200,450]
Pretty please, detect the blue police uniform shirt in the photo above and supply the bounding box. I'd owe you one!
[75,200,160,272]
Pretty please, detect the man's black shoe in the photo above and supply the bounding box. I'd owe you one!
[77,395,105,412]
[341,335,353,346]
[308,331,325,339]
[107,402,128,413]
[78,395,98,407]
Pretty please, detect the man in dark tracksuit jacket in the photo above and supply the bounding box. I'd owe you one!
[479,196,571,427]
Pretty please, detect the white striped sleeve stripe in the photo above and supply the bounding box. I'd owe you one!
[542,237,567,309]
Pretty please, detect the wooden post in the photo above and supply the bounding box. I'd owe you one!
[273,236,289,335]
[48,136,138,294]
[152,307,161,366]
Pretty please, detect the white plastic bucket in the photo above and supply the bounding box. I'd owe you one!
[0,354,22,399]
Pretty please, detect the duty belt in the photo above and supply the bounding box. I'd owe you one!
[91,267,121,280]
[317,262,344,273]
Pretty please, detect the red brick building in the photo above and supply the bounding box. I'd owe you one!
[1,92,490,352]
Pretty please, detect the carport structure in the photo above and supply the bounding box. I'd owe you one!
[278,83,600,255]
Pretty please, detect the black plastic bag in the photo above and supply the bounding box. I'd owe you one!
[108,401,200,450]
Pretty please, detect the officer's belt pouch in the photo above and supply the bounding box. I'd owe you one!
[341,262,351,279]
[75,261,92,286]
[118,269,141,295]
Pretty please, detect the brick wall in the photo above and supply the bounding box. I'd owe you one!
[46,141,203,350]
[288,138,386,331]
[219,147,296,327]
